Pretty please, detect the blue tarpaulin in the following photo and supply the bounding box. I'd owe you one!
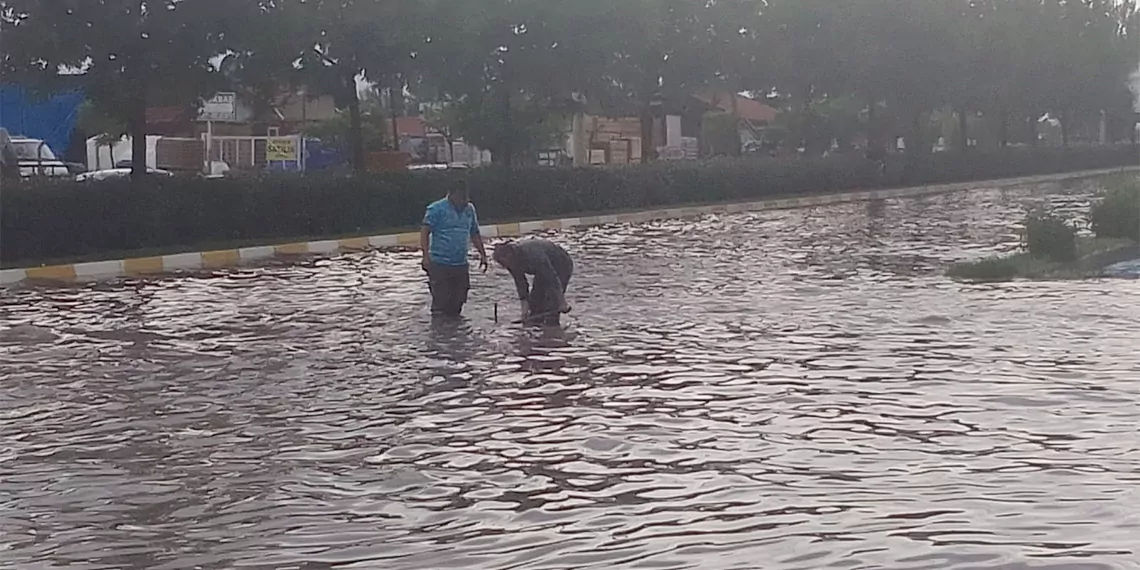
[303,138,346,171]
[0,85,85,157]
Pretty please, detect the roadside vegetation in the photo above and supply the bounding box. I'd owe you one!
[949,176,1140,282]
[3,147,1135,269]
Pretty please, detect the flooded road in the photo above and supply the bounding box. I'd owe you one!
[3,177,1139,570]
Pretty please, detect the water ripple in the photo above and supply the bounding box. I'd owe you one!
[2,177,1139,570]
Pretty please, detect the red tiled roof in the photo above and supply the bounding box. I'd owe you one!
[694,92,779,123]
[392,116,427,137]
[146,106,193,124]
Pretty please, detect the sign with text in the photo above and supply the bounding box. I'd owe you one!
[266,137,298,162]
[198,92,237,122]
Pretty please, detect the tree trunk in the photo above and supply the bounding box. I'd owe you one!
[390,110,399,153]
[728,93,740,157]
[1058,110,1069,148]
[957,108,969,153]
[865,100,882,157]
[128,91,148,182]
[903,110,929,184]
[908,111,928,156]
[640,103,656,163]
[388,79,405,152]
[499,88,512,167]
[571,112,589,166]
[997,108,1009,148]
[391,78,406,116]
[347,88,365,174]
[389,89,400,152]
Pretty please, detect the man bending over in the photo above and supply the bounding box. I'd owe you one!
[493,239,573,325]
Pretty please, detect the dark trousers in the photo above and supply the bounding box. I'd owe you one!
[427,263,470,316]
[528,272,571,325]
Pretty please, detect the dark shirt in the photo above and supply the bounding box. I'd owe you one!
[508,239,573,302]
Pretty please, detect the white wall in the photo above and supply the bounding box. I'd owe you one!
[86,136,159,170]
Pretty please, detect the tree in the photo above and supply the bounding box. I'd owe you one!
[7,0,1136,178]
[302,90,388,159]
[2,0,253,180]
[288,0,425,173]
[594,0,746,162]
[417,0,619,165]
[216,3,308,124]
[758,0,855,113]
[76,101,127,169]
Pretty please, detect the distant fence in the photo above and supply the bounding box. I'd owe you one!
[205,135,305,172]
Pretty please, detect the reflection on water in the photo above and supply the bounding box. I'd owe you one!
[2,177,1139,570]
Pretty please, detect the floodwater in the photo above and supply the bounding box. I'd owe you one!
[2,177,1139,570]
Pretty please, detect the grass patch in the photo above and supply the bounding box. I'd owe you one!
[949,237,1138,282]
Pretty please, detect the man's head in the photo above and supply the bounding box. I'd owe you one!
[493,241,519,269]
[447,179,469,210]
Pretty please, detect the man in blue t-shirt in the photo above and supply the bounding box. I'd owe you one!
[419,180,488,317]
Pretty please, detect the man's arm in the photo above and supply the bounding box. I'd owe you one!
[507,266,531,320]
[472,233,488,270]
[420,205,435,270]
[510,267,530,301]
[419,226,431,269]
[469,205,488,270]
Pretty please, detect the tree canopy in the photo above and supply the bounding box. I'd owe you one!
[2,0,258,177]
[3,0,1137,176]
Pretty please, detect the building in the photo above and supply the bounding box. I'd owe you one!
[146,88,338,138]
[143,89,338,172]
[562,92,779,166]
[693,91,781,155]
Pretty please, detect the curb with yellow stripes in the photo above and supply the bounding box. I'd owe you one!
[2,166,1135,287]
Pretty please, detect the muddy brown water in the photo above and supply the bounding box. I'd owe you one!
[2,177,1139,570]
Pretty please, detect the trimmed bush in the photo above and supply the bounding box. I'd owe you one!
[1,144,1136,267]
[1090,176,1140,242]
[1023,210,1077,262]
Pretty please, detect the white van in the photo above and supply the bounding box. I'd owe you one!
[7,135,74,178]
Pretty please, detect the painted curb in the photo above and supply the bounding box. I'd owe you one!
[3,166,1135,288]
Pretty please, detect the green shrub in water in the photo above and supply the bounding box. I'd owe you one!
[946,256,1024,281]
[1023,210,1077,262]
[1090,176,1140,242]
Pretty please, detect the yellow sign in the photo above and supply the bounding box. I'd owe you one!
[266,138,297,161]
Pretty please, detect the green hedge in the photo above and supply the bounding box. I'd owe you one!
[2,145,1136,267]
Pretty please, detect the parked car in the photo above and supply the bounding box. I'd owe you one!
[408,163,470,172]
[7,136,76,178]
[76,166,174,182]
